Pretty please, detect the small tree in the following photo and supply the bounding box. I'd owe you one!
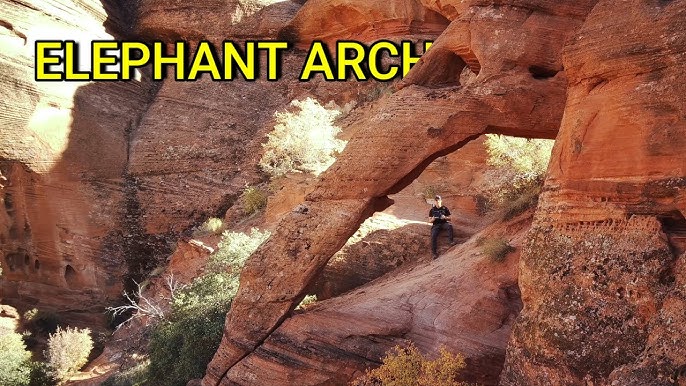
[46,327,93,381]
[483,134,554,218]
[147,228,271,386]
[260,98,347,177]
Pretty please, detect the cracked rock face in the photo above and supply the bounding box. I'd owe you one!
[502,0,686,384]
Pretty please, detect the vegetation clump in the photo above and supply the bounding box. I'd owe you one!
[483,134,553,219]
[479,237,516,263]
[46,326,93,382]
[0,331,33,385]
[260,98,347,177]
[241,185,268,215]
[101,362,149,386]
[146,228,270,386]
[198,217,224,235]
[352,343,468,386]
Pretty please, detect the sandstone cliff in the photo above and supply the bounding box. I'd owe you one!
[501,1,686,384]
[2,0,686,385]
[0,0,155,327]
[203,0,597,384]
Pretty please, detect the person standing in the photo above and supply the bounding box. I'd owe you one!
[429,195,455,258]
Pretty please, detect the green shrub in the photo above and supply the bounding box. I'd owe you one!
[27,362,56,386]
[502,182,541,220]
[101,361,149,386]
[209,228,272,273]
[147,303,227,386]
[46,327,93,381]
[483,134,553,217]
[480,238,515,263]
[259,98,347,177]
[0,332,32,385]
[418,347,467,386]
[0,331,56,386]
[241,185,267,215]
[147,228,270,386]
[352,343,467,386]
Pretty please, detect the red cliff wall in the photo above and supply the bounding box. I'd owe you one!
[502,1,686,384]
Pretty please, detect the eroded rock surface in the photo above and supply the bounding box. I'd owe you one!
[502,1,686,384]
[203,1,597,384]
[223,214,530,386]
[0,0,155,325]
[0,0,373,327]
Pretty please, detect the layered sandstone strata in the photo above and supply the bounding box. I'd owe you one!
[0,0,154,325]
[203,1,598,384]
[502,1,686,384]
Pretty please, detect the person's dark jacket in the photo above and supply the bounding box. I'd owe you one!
[429,205,451,225]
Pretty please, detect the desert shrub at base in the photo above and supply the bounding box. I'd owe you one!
[0,332,32,386]
[146,228,270,386]
[501,181,541,220]
[46,326,93,382]
[101,361,149,386]
[0,331,57,386]
[352,343,468,386]
[480,237,515,263]
[241,185,267,215]
[147,302,227,386]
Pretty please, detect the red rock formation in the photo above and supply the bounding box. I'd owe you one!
[312,138,496,300]
[223,215,530,385]
[136,0,301,41]
[0,0,375,328]
[0,0,155,325]
[501,1,686,384]
[281,0,450,47]
[203,1,597,384]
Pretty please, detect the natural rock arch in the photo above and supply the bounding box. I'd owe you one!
[202,1,599,384]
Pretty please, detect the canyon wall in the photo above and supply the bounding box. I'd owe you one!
[0,0,154,325]
[502,0,686,384]
[3,0,685,384]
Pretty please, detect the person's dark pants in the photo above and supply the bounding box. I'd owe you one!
[431,222,454,255]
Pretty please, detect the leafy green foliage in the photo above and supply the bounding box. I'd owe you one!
[147,228,270,386]
[479,237,515,263]
[483,134,553,217]
[0,332,32,386]
[352,343,468,386]
[147,305,226,386]
[101,362,149,386]
[241,185,267,215]
[46,327,93,381]
[260,98,347,177]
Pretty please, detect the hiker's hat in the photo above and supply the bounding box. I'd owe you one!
[435,195,442,200]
